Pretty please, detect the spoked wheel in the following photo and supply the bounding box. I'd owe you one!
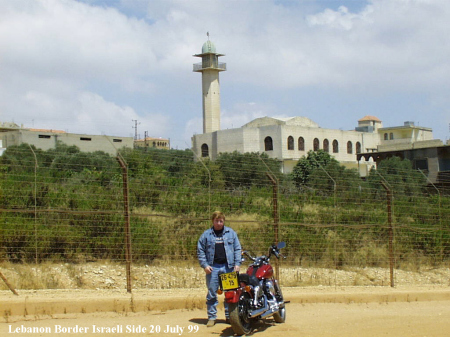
[273,305,286,323]
[229,293,253,335]
[273,282,286,323]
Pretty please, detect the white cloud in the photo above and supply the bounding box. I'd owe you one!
[1,0,450,148]
[221,102,280,130]
[307,5,373,30]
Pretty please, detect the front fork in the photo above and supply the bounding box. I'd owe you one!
[273,278,284,302]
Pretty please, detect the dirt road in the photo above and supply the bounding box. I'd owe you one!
[3,301,450,337]
[2,286,450,336]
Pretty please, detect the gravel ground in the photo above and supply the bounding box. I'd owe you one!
[1,262,449,291]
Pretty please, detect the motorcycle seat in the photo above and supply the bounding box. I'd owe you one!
[238,273,259,287]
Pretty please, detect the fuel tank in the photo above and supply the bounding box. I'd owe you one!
[247,264,274,279]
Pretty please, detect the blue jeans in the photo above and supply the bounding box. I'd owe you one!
[206,263,233,320]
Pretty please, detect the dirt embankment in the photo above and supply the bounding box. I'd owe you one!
[1,262,449,290]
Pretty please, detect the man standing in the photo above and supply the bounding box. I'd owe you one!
[197,211,241,327]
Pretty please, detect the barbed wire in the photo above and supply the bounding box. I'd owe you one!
[1,145,449,290]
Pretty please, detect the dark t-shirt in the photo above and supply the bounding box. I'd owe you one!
[213,228,227,264]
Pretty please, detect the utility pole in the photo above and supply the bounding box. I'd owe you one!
[132,119,140,140]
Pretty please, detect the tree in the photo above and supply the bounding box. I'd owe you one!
[367,156,426,197]
[215,151,282,189]
[292,150,339,186]
[189,158,225,189]
[0,144,46,173]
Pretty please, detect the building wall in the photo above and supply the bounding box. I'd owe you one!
[378,139,443,152]
[134,137,170,149]
[2,130,133,155]
[379,127,434,148]
[216,128,245,156]
[357,145,450,184]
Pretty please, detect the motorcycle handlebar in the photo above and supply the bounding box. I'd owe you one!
[242,242,286,262]
[242,250,256,261]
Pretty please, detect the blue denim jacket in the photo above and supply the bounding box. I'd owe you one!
[197,226,241,270]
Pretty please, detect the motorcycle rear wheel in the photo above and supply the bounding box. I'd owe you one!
[229,293,253,335]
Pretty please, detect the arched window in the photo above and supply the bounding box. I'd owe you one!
[287,136,294,150]
[264,136,273,151]
[390,133,394,140]
[201,143,209,157]
[356,142,361,154]
[313,138,320,151]
[152,141,156,147]
[298,137,305,151]
[323,139,329,153]
[332,140,339,153]
[347,141,353,154]
[384,133,388,140]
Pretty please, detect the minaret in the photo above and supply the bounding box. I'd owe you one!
[193,35,226,134]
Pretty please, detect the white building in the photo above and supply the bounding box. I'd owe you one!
[191,40,438,175]
[1,128,133,156]
[192,114,382,175]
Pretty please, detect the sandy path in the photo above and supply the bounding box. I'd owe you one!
[3,300,450,337]
[2,286,450,336]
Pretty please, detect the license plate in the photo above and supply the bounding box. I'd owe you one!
[220,272,239,290]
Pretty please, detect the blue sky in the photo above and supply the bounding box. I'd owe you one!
[1,0,449,149]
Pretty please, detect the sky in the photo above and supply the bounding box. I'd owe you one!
[1,0,450,150]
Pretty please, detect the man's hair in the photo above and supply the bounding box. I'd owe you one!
[211,211,225,221]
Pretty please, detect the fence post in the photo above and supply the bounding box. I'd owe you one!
[0,271,19,295]
[311,157,338,286]
[28,145,38,264]
[266,173,280,280]
[189,146,211,214]
[116,156,132,293]
[418,169,443,262]
[381,181,395,287]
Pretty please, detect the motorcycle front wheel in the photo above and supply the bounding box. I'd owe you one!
[273,305,286,323]
[229,293,253,335]
[273,280,286,323]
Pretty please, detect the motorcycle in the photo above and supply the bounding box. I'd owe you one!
[219,242,287,335]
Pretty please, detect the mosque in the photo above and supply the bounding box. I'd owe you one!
[190,38,439,176]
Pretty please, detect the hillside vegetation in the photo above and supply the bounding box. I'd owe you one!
[0,144,449,269]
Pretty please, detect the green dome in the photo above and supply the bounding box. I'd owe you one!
[202,40,216,54]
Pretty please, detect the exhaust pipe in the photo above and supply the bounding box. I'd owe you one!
[260,305,279,319]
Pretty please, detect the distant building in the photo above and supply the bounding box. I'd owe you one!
[1,127,133,156]
[0,121,21,132]
[191,39,440,176]
[357,137,450,187]
[134,137,170,150]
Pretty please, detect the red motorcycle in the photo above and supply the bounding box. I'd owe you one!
[219,242,287,335]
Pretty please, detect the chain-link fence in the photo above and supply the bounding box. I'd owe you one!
[1,144,449,291]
